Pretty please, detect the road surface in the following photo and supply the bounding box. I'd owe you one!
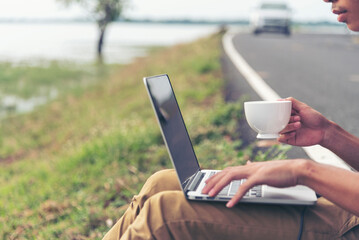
[222,32,359,166]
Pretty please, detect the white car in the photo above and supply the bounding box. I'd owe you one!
[251,2,292,35]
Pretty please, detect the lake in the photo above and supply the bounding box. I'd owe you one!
[0,22,223,64]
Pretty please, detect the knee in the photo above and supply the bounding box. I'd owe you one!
[149,169,176,183]
[129,169,179,211]
[142,169,180,194]
[146,191,189,221]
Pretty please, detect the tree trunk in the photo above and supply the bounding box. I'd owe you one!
[97,25,107,61]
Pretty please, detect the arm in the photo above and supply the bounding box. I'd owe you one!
[299,160,359,216]
[202,159,359,216]
[279,97,359,171]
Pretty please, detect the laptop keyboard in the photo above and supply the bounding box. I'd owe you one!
[208,171,262,198]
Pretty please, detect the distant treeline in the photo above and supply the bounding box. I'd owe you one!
[0,17,343,27]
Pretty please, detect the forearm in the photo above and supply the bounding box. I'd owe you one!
[321,121,359,170]
[298,160,359,216]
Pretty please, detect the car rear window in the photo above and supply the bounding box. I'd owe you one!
[260,3,288,10]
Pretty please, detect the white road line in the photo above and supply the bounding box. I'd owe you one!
[222,31,350,170]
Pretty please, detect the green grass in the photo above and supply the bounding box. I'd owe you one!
[0,32,289,239]
[0,61,115,99]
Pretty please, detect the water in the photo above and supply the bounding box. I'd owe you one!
[0,22,220,64]
[0,89,58,118]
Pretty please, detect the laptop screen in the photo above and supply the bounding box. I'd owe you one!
[144,74,200,189]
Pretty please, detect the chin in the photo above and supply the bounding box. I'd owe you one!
[347,23,359,32]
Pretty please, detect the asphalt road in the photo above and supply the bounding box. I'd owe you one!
[228,32,359,138]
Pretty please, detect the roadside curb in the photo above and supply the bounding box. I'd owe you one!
[222,31,350,170]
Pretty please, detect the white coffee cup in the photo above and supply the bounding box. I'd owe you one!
[244,100,292,139]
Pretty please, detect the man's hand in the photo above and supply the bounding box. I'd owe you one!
[278,97,331,147]
[202,160,305,208]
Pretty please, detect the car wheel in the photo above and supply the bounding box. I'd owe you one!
[284,28,291,36]
[253,29,261,35]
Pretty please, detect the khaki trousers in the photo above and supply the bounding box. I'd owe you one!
[103,169,359,240]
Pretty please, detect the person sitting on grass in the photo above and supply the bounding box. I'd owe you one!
[103,0,359,239]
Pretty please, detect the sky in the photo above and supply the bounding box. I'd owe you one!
[0,0,337,22]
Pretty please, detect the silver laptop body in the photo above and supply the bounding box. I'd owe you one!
[144,74,317,205]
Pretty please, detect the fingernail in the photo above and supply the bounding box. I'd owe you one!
[226,201,233,208]
[209,189,215,196]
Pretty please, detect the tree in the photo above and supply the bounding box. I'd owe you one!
[58,0,124,60]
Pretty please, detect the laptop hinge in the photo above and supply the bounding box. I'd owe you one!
[183,173,196,192]
[185,171,205,192]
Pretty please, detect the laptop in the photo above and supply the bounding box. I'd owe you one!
[143,74,317,205]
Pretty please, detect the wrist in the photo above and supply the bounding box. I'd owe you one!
[295,159,316,186]
[320,120,340,149]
